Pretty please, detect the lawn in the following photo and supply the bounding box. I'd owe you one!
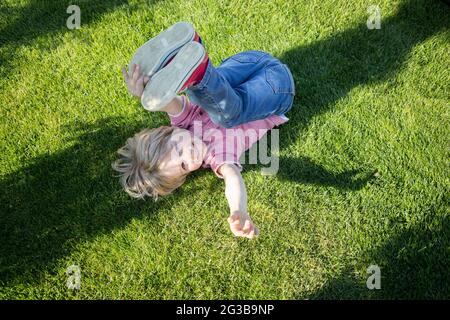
[0,0,449,299]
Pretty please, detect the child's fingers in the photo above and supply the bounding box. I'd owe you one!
[143,76,150,85]
[227,214,239,224]
[233,229,246,237]
[242,220,252,233]
[121,67,129,81]
[246,229,255,239]
[136,75,144,88]
[232,219,242,229]
[229,220,243,232]
[132,64,141,81]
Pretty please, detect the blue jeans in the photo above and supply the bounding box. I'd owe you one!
[186,50,295,128]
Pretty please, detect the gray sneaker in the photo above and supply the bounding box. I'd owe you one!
[141,41,208,111]
[128,21,201,78]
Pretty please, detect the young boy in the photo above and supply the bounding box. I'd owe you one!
[114,22,295,239]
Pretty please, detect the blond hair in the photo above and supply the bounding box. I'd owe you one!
[112,126,187,200]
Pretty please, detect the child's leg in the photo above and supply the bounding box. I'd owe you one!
[186,51,295,128]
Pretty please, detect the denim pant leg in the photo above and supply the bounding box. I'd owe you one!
[186,50,295,128]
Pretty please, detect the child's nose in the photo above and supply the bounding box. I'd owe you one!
[187,162,197,171]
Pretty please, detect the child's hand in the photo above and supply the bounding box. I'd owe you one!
[121,64,150,99]
[227,211,259,239]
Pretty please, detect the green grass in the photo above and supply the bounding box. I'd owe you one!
[0,0,449,299]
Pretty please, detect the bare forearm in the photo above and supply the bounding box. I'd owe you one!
[224,168,247,215]
[221,164,258,239]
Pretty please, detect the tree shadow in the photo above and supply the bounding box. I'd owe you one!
[245,1,448,296]
[278,0,449,134]
[241,153,376,191]
[0,117,214,285]
[309,212,449,299]
[0,0,129,47]
[0,0,138,79]
[277,156,377,191]
[0,0,448,293]
[267,0,448,189]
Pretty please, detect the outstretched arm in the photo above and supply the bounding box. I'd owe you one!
[219,163,259,239]
[121,64,182,115]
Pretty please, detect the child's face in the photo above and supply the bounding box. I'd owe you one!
[158,128,207,178]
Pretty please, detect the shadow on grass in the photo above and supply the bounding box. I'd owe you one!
[243,154,377,191]
[0,118,375,286]
[309,213,449,299]
[278,0,449,138]
[247,0,448,298]
[0,117,214,285]
[0,0,448,293]
[277,156,377,191]
[261,0,449,189]
[0,0,130,48]
[0,0,145,76]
